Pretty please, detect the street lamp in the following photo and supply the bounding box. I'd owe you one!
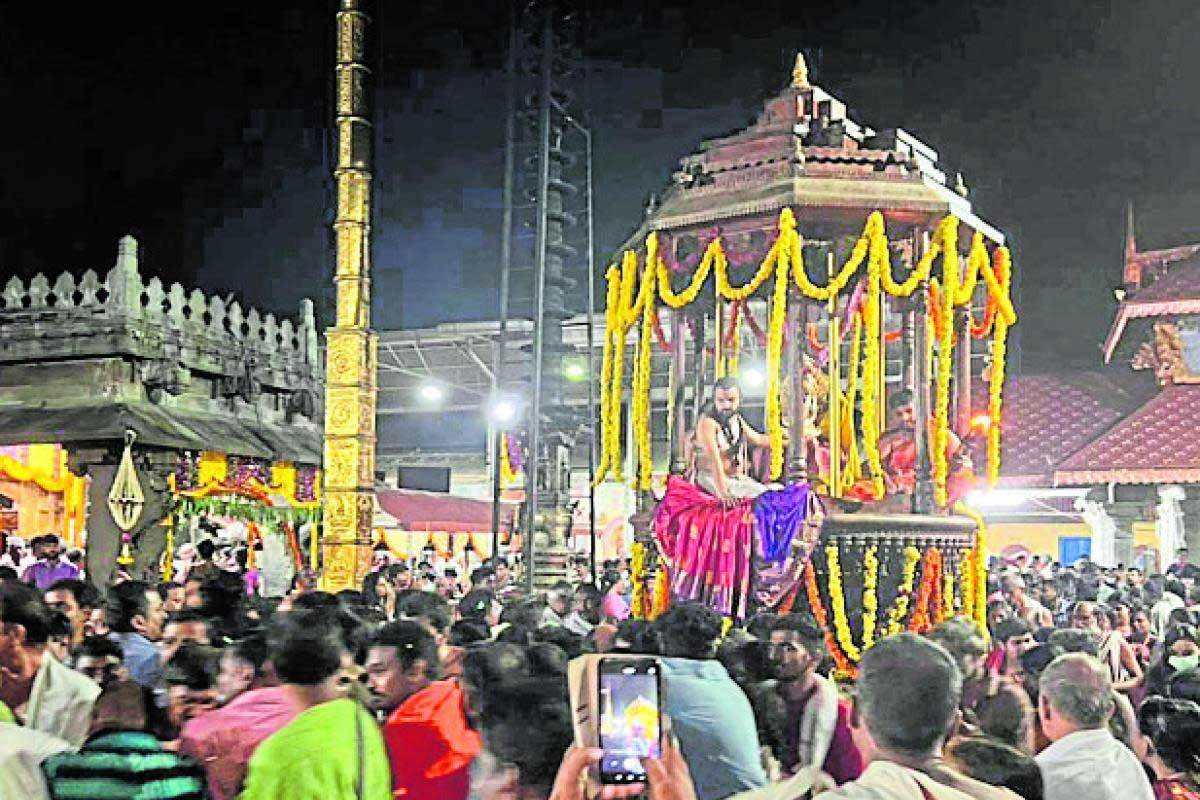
[490,398,518,424]
[563,356,588,382]
[419,383,444,404]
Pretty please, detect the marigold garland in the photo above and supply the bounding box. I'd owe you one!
[717,240,777,301]
[804,560,856,677]
[987,247,1014,487]
[886,546,922,635]
[862,545,880,650]
[909,548,942,634]
[943,562,956,619]
[825,544,862,662]
[956,502,991,639]
[765,228,790,479]
[657,236,717,308]
[932,220,959,507]
[651,566,670,619]
[630,541,648,619]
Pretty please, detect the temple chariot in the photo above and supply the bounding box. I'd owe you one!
[602,56,1017,673]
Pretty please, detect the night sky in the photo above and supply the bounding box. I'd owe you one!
[3,1,1200,372]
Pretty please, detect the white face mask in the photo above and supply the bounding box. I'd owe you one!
[1169,653,1200,674]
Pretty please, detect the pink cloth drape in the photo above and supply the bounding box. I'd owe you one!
[654,475,756,620]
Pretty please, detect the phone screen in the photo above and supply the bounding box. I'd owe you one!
[598,657,662,784]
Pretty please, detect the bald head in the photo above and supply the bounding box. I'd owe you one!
[1039,653,1113,731]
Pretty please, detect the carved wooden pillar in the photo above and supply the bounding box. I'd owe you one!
[954,304,972,435]
[912,231,935,515]
[786,289,808,483]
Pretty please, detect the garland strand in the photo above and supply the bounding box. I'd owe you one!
[632,236,659,490]
[765,224,791,479]
[825,544,862,662]
[804,560,856,677]
[886,546,922,635]
[987,247,1014,487]
[932,222,960,507]
[862,545,880,650]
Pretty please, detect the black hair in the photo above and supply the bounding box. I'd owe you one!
[156,581,183,599]
[163,643,222,690]
[526,642,570,678]
[946,736,1044,800]
[228,632,270,674]
[106,580,154,634]
[573,583,602,625]
[1046,628,1100,658]
[267,610,345,686]
[458,589,495,623]
[613,618,659,654]
[78,634,123,661]
[448,620,490,647]
[166,609,212,628]
[534,625,584,660]
[371,620,442,680]
[0,566,17,582]
[478,676,573,795]
[973,683,1034,752]
[196,539,216,560]
[46,578,102,609]
[47,610,72,640]
[398,590,453,634]
[992,616,1031,644]
[653,601,723,660]
[1138,696,1200,775]
[768,614,826,657]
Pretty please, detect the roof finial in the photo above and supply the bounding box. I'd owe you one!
[792,51,810,89]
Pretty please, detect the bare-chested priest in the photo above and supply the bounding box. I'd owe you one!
[689,377,774,505]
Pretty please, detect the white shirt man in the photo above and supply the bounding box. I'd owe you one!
[1035,653,1153,800]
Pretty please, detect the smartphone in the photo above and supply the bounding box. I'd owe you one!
[597,656,662,785]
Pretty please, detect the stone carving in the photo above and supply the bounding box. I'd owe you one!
[1132,321,1186,385]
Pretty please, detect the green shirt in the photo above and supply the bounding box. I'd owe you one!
[240,698,392,800]
[42,730,206,800]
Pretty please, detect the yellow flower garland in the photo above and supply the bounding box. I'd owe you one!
[886,546,923,635]
[825,544,862,662]
[630,541,647,618]
[632,243,658,490]
[932,221,959,507]
[840,313,865,492]
[651,567,670,619]
[717,240,778,301]
[955,502,991,639]
[943,563,956,618]
[766,231,790,479]
[862,545,880,650]
[594,264,624,484]
[987,247,1014,487]
[658,238,718,308]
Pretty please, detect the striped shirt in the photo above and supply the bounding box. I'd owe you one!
[42,730,206,800]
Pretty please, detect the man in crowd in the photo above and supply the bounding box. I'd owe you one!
[44,578,101,654]
[816,633,1017,800]
[106,579,166,690]
[0,581,99,745]
[179,633,296,800]
[541,580,574,628]
[159,581,186,615]
[20,535,79,591]
[160,609,214,665]
[1035,652,1153,800]
[769,615,863,783]
[365,619,480,799]
[1166,548,1199,580]
[655,601,767,800]
[74,634,126,690]
[241,610,392,800]
[1151,577,1188,636]
[42,680,206,800]
[1001,575,1053,630]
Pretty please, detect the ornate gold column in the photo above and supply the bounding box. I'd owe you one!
[322,0,377,591]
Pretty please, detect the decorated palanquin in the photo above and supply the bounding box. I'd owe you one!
[599,55,1017,671]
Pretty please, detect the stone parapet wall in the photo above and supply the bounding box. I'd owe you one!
[0,236,321,390]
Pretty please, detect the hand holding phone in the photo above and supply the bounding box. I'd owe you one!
[598,657,662,786]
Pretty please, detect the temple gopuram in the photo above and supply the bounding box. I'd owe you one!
[984,209,1200,571]
[0,236,324,585]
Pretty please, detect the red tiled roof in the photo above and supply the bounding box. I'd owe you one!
[1106,250,1200,360]
[1054,384,1200,485]
[981,372,1152,486]
[1129,252,1200,304]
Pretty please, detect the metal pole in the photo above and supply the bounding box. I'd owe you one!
[584,125,598,587]
[490,1,518,560]
[826,251,841,498]
[523,3,554,594]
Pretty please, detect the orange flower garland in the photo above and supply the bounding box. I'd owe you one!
[804,561,856,677]
[909,548,943,634]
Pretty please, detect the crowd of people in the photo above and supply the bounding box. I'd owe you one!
[3,532,1200,800]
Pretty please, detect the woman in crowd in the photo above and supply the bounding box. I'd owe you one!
[600,570,631,623]
[361,567,399,621]
[1130,607,1159,669]
[1136,696,1200,800]
[1146,624,1200,702]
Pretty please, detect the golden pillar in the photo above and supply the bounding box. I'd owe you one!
[322,0,377,590]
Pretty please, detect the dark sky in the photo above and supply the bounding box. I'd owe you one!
[3,1,1200,371]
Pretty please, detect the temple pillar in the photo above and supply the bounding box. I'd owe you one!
[1156,485,1187,566]
[322,0,378,591]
